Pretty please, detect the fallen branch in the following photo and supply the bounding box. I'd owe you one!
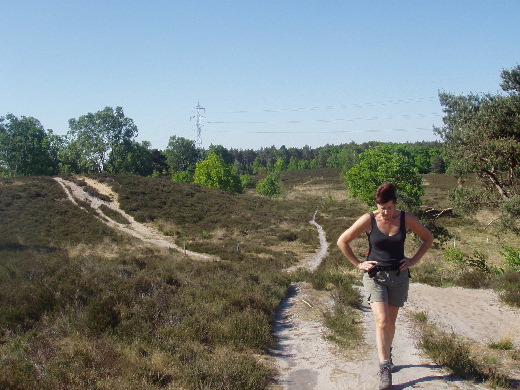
[484,218,500,230]
[421,207,453,220]
[301,299,313,308]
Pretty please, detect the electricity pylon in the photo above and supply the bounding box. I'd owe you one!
[190,102,205,148]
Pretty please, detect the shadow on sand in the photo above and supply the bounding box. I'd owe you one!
[392,364,475,389]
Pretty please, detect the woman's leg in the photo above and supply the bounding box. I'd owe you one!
[370,302,400,362]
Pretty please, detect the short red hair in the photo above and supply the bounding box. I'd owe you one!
[375,182,397,204]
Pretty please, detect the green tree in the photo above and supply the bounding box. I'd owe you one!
[256,174,283,198]
[338,143,361,172]
[273,157,287,173]
[240,174,254,188]
[164,136,200,175]
[435,65,520,232]
[207,144,234,165]
[500,65,520,93]
[108,141,154,176]
[435,65,519,220]
[64,106,138,173]
[0,114,61,176]
[150,149,169,176]
[345,147,424,207]
[172,170,193,183]
[252,156,266,174]
[298,159,311,169]
[430,154,446,174]
[193,152,243,193]
[287,156,299,170]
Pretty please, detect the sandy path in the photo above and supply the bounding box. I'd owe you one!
[287,208,329,273]
[405,284,520,347]
[271,281,489,390]
[54,177,214,260]
[269,211,516,389]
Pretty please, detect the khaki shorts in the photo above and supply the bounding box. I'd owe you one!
[363,269,410,307]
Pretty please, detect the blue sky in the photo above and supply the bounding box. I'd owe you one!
[1,1,519,150]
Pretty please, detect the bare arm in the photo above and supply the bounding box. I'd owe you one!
[400,212,434,271]
[337,213,377,272]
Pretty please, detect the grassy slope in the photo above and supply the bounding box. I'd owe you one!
[0,173,325,389]
[0,172,518,389]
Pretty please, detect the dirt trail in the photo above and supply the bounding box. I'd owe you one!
[270,211,519,389]
[53,177,214,260]
[287,208,329,273]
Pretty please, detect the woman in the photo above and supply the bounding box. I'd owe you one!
[337,182,433,390]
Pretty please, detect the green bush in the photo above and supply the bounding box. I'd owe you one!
[444,248,499,275]
[323,308,361,347]
[194,152,243,193]
[256,175,282,198]
[240,174,254,188]
[500,245,520,271]
[344,147,424,207]
[172,170,192,183]
[411,262,450,287]
[418,324,514,387]
[99,204,130,224]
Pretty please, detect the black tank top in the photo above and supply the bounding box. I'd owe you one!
[366,210,406,267]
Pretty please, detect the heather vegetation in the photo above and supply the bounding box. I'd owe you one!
[0,176,296,389]
[414,312,517,388]
[0,168,519,389]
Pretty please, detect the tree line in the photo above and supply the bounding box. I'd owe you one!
[0,106,444,197]
[0,107,444,180]
[1,64,518,230]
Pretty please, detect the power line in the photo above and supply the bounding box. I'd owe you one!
[207,112,442,126]
[213,126,435,134]
[213,95,437,115]
[138,96,442,147]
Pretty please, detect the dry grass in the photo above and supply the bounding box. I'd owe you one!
[415,315,517,388]
[1,171,518,389]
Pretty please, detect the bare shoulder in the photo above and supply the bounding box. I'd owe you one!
[404,211,421,229]
[357,212,372,226]
[404,211,433,240]
[351,212,372,233]
[338,213,372,242]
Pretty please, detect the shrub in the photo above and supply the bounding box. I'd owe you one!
[414,311,428,323]
[240,174,254,188]
[420,327,481,379]
[489,338,514,350]
[172,170,192,183]
[176,346,272,390]
[493,272,520,307]
[444,248,500,275]
[416,316,514,387]
[99,204,130,224]
[411,261,450,287]
[323,303,362,348]
[83,185,112,202]
[500,245,520,271]
[193,152,243,193]
[277,231,298,242]
[256,175,282,198]
[86,296,120,335]
[344,147,424,208]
